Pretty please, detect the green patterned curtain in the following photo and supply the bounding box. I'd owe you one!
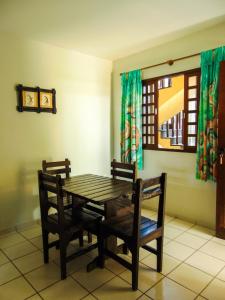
[196,46,225,181]
[121,70,143,170]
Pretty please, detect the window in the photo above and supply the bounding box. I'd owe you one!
[142,68,200,152]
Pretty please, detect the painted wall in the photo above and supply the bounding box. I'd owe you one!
[0,32,112,231]
[112,21,225,229]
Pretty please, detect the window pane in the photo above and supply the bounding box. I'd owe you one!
[149,126,154,134]
[143,116,146,124]
[143,106,146,114]
[148,116,154,124]
[143,126,146,134]
[143,86,146,94]
[143,96,146,104]
[148,136,154,144]
[188,125,196,134]
[188,88,197,99]
[148,105,154,114]
[188,137,196,146]
[188,113,196,122]
[188,101,197,111]
[143,136,146,144]
[148,95,154,104]
[188,76,197,87]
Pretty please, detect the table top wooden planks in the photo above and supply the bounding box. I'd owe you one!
[63,174,132,204]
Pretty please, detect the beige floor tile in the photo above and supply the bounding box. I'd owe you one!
[146,277,196,300]
[0,232,26,249]
[105,258,126,275]
[146,237,171,250]
[92,276,142,300]
[167,218,194,231]
[164,215,175,224]
[30,236,43,249]
[138,295,152,300]
[82,294,97,300]
[25,262,60,291]
[0,250,9,266]
[217,266,225,281]
[168,263,212,293]
[142,209,157,218]
[14,250,44,274]
[65,254,93,274]
[0,262,21,285]
[3,240,37,260]
[27,294,42,300]
[195,297,207,300]
[202,278,225,300]
[186,251,225,276]
[0,277,35,300]
[40,276,88,300]
[119,262,163,293]
[212,236,225,246]
[187,225,214,240]
[200,240,225,261]
[141,253,180,275]
[163,241,195,261]
[175,232,207,250]
[19,224,42,239]
[30,233,58,250]
[164,226,183,239]
[72,266,115,292]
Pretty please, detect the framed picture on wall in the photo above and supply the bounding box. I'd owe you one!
[16,85,56,113]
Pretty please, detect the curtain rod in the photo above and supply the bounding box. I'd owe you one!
[120,52,201,75]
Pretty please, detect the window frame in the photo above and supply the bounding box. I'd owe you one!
[142,68,201,153]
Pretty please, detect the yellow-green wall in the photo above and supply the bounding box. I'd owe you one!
[112,21,225,229]
[0,32,112,231]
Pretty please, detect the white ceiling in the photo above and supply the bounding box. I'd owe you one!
[0,0,225,60]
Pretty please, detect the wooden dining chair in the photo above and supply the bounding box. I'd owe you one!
[38,171,102,279]
[42,158,92,243]
[98,173,167,290]
[42,158,71,179]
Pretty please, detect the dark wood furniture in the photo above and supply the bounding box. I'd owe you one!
[38,171,101,279]
[98,173,167,290]
[63,174,133,269]
[42,158,71,178]
[42,158,92,243]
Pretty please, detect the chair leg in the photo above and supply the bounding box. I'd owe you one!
[79,232,84,247]
[42,229,49,264]
[132,247,139,291]
[88,232,92,243]
[156,236,163,272]
[122,243,129,255]
[97,233,105,269]
[59,236,67,280]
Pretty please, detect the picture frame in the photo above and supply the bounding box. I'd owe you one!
[16,84,56,114]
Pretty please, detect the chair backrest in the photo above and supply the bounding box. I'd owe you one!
[42,159,71,179]
[38,170,66,226]
[111,159,137,183]
[133,173,167,240]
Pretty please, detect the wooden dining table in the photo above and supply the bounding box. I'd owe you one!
[62,173,133,271]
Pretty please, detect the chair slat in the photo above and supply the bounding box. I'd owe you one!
[111,170,134,180]
[111,161,135,171]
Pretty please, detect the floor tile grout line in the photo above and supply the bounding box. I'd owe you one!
[0,249,43,299]
[138,222,216,298]
[196,259,225,298]
[0,216,222,299]
[70,271,118,296]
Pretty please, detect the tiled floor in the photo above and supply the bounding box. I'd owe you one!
[0,210,225,300]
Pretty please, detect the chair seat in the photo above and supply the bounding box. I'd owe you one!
[47,212,82,234]
[102,214,158,241]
